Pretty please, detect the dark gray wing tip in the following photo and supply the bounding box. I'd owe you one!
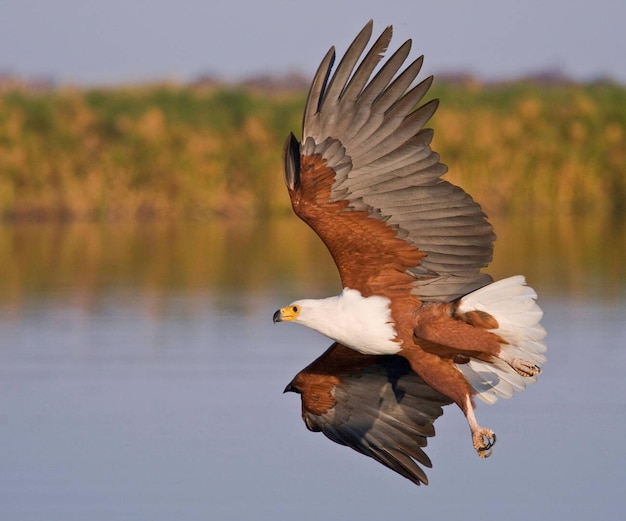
[303,46,336,126]
[282,132,300,190]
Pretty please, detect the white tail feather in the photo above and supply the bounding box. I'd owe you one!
[456,275,547,404]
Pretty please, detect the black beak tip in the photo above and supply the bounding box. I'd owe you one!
[273,309,282,323]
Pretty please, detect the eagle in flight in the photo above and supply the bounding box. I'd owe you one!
[273,21,547,486]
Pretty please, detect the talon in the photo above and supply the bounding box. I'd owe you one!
[478,432,496,458]
[478,447,492,458]
[473,429,496,458]
[510,358,541,377]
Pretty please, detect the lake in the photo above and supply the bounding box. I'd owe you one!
[0,215,625,521]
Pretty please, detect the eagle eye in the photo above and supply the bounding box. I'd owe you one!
[292,305,299,313]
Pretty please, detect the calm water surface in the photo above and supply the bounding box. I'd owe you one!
[0,217,624,521]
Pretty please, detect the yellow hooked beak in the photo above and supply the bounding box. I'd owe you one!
[273,304,300,323]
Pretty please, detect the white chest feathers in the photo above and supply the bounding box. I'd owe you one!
[291,288,402,355]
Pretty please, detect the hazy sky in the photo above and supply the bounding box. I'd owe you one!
[1,0,625,85]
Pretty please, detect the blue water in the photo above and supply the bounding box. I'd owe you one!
[1,287,625,521]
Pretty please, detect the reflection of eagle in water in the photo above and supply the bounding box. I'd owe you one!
[274,21,547,486]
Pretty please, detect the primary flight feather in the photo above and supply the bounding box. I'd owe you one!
[275,20,547,486]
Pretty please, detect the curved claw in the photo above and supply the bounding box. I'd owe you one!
[508,357,542,377]
[473,429,496,458]
[477,432,496,458]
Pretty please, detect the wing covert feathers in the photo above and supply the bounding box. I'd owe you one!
[285,343,452,486]
[285,21,496,301]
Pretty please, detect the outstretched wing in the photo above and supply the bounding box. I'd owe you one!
[285,343,452,486]
[283,21,495,301]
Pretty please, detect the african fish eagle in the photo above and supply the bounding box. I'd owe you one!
[273,20,547,486]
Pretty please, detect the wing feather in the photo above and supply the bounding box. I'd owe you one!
[285,343,452,486]
[302,48,335,139]
[343,41,414,144]
[319,22,373,113]
[285,22,495,301]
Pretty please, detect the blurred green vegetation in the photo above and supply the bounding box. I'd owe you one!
[0,81,625,220]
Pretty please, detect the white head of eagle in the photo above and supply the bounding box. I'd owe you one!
[273,288,402,356]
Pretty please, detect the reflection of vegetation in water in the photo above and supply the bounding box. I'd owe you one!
[488,212,625,300]
[1,81,624,219]
[0,214,623,309]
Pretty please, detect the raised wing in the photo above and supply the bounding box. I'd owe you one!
[283,21,495,301]
[284,343,452,486]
